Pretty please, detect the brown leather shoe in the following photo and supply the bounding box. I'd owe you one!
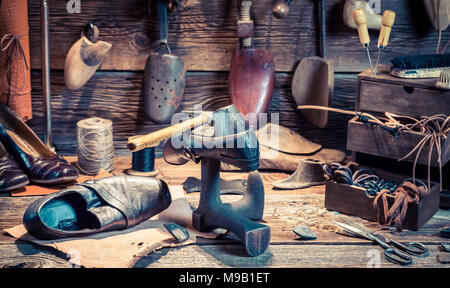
[0,142,29,192]
[0,103,79,185]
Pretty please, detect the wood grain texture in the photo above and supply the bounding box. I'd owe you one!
[1,156,448,267]
[326,0,450,72]
[26,71,357,155]
[0,242,446,268]
[0,243,69,268]
[26,0,449,72]
[347,117,450,166]
[133,243,447,268]
[357,66,450,118]
[1,157,449,246]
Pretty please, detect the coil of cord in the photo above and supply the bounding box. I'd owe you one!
[322,163,398,197]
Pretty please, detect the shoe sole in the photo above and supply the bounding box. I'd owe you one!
[0,179,30,193]
[30,176,78,186]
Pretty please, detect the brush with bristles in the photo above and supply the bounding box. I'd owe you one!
[436,69,450,90]
[390,54,450,78]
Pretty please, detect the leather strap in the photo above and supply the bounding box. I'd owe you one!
[79,181,139,228]
[373,181,428,232]
[0,34,29,105]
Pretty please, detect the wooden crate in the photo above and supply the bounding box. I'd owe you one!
[347,116,450,167]
[356,65,450,118]
[324,179,441,231]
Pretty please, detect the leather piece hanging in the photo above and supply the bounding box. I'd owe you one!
[0,0,32,121]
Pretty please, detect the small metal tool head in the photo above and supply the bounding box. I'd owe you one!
[163,223,190,243]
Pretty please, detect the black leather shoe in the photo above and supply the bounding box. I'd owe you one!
[0,103,79,185]
[163,105,260,171]
[0,142,29,192]
[23,175,172,239]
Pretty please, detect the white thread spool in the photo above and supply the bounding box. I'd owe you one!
[76,117,115,175]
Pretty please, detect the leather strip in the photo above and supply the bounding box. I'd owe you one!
[373,181,429,232]
[79,182,139,228]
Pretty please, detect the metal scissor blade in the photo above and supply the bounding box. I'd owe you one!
[338,217,375,235]
[332,220,370,240]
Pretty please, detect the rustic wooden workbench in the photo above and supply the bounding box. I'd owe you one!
[0,157,448,268]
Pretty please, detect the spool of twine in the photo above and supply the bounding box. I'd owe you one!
[126,135,158,177]
[76,117,115,175]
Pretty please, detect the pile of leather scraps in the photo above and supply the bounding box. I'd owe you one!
[221,123,346,173]
[322,162,431,232]
[373,180,430,232]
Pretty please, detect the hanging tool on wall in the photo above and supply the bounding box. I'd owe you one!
[41,0,53,149]
[353,8,374,73]
[292,0,334,129]
[423,0,450,54]
[343,0,381,30]
[144,0,190,124]
[0,0,32,122]
[273,0,293,19]
[64,23,112,90]
[229,0,275,125]
[374,10,395,74]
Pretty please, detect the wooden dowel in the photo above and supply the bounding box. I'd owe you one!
[127,113,210,152]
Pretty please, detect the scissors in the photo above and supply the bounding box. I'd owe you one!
[332,220,428,266]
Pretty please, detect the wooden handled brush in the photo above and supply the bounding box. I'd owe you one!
[353,8,373,72]
[127,113,210,152]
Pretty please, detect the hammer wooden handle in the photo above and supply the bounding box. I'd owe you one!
[353,8,370,47]
[127,114,209,152]
[378,10,396,48]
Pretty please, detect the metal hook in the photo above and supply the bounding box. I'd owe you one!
[82,22,99,43]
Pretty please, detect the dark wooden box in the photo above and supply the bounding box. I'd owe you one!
[356,65,450,118]
[347,116,450,167]
[324,179,441,231]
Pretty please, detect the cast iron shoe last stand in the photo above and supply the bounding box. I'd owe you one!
[193,159,269,256]
[128,105,270,256]
[163,105,270,256]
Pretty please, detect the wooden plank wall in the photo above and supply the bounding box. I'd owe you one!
[24,0,448,155]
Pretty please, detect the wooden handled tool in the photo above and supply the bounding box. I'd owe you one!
[378,10,395,48]
[127,113,210,152]
[375,10,396,74]
[353,8,373,72]
[353,8,370,47]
